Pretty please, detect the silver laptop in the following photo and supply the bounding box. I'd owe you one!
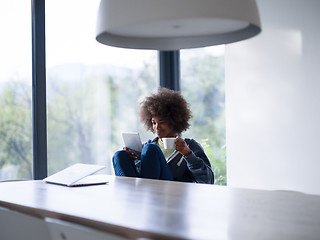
[43,163,108,187]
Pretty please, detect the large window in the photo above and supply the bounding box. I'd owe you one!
[1,1,226,183]
[181,46,226,185]
[0,1,33,180]
[46,0,157,175]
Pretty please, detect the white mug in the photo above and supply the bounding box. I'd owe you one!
[162,138,176,149]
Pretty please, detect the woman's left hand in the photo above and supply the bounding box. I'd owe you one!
[175,136,191,157]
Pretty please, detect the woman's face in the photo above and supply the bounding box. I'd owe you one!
[151,116,176,138]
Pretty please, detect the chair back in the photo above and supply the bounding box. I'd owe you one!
[45,217,129,240]
[0,206,50,240]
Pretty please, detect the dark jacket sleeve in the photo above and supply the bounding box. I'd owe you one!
[184,139,214,184]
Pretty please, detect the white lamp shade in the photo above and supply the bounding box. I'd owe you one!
[96,0,261,50]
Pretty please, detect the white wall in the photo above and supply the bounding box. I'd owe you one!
[226,0,320,195]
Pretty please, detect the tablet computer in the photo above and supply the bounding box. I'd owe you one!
[122,132,142,152]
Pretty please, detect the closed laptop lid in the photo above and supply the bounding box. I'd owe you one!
[44,163,106,186]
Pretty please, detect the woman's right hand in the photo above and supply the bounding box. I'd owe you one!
[123,147,138,161]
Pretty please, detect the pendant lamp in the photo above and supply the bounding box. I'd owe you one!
[96,0,261,50]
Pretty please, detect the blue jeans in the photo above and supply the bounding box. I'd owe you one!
[112,143,173,181]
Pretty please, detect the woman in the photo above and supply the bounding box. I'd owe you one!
[112,88,214,184]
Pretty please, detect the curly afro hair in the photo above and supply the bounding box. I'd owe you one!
[139,87,192,134]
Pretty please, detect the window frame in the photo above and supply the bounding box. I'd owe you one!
[32,0,47,179]
[31,0,180,179]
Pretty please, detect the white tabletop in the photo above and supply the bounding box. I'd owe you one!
[0,176,320,240]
